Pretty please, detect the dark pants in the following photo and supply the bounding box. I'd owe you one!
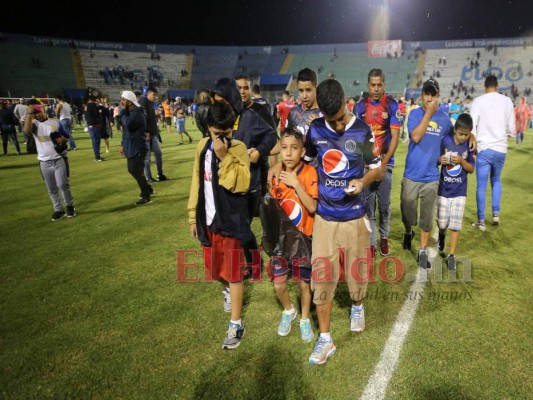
[127,152,152,199]
[1,125,21,154]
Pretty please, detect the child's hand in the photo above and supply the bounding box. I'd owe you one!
[189,224,198,239]
[213,135,229,161]
[450,153,463,165]
[248,147,260,164]
[439,154,449,165]
[279,170,299,188]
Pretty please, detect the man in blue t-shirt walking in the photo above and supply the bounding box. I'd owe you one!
[401,79,453,269]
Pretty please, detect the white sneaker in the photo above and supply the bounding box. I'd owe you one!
[277,307,297,336]
[309,337,336,365]
[472,221,486,231]
[492,213,500,226]
[350,304,366,332]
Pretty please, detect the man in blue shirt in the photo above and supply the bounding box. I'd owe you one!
[401,79,453,269]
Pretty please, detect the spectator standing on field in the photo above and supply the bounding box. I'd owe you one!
[139,85,168,182]
[470,75,515,230]
[174,97,193,145]
[55,94,76,151]
[119,91,153,205]
[0,101,22,155]
[24,103,76,220]
[85,95,103,162]
[356,68,401,257]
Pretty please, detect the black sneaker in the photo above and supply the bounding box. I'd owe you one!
[417,249,431,269]
[147,178,158,183]
[135,198,152,205]
[66,206,76,218]
[158,174,168,181]
[447,254,456,271]
[438,233,446,252]
[403,230,415,250]
[222,321,245,350]
[51,210,65,221]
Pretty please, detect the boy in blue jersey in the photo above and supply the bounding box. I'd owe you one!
[401,79,454,269]
[437,114,475,270]
[303,79,381,365]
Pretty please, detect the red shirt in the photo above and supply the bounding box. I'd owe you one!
[277,100,295,133]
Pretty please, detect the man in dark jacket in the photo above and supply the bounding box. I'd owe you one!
[0,101,22,155]
[139,86,168,182]
[194,88,211,138]
[119,90,152,205]
[235,75,276,197]
[211,77,278,219]
[85,95,103,161]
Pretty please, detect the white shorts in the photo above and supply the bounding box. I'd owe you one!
[437,196,466,231]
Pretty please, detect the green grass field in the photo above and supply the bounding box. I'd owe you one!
[1,121,531,399]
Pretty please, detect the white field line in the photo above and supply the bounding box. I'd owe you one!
[360,232,439,400]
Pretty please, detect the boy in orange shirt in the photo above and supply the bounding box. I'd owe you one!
[269,127,318,342]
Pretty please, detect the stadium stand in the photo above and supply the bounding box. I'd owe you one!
[1,34,532,104]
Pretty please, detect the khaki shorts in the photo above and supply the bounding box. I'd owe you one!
[311,214,372,305]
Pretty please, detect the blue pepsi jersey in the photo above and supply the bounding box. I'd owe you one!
[405,108,453,182]
[304,115,380,221]
[438,134,475,198]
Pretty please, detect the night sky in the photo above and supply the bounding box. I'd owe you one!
[2,0,533,46]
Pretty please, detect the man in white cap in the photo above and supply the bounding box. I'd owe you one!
[119,90,153,205]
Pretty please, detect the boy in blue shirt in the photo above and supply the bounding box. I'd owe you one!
[437,114,475,270]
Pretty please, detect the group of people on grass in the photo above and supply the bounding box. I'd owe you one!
[21,67,517,364]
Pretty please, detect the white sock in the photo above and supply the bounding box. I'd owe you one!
[284,305,295,314]
[352,303,363,311]
[300,318,309,323]
[230,319,241,326]
[320,332,331,342]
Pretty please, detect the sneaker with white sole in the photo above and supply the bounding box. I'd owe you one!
[66,205,76,218]
[447,254,456,271]
[222,321,245,350]
[222,287,231,313]
[417,249,431,269]
[350,304,366,332]
[492,213,500,226]
[51,210,65,221]
[309,337,336,365]
[472,221,486,231]
[299,319,315,342]
[277,307,297,336]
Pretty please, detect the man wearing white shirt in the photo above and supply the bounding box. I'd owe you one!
[470,75,515,230]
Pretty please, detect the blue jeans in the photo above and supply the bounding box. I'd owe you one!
[475,149,506,221]
[144,135,163,179]
[364,166,393,246]
[60,118,76,150]
[88,126,101,160]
